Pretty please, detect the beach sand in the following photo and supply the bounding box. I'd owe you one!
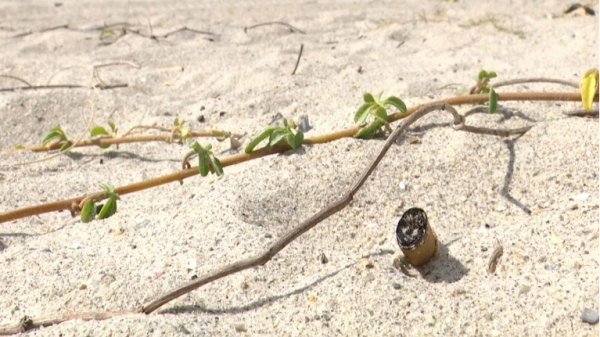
[0,0,598,335]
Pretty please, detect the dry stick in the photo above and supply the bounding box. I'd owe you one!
[0,103,530,334]
[0,74,33,87]
[291,44,304,75]
[244,21,306,34]
[469,77,579,94]
[0,92,592,224]
[11,130,236,153]
[0,83,128,93]
[0,310,139,335]
[563,108,599,117]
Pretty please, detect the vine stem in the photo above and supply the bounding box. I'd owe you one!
[0,92,593,224]
[0,101,535,334]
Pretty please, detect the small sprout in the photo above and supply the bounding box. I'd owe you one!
[353,91,406,139]
[59,141,73,152]
[580,69,599,111]
[489,88,498,114]
[80,200,96,223]
[245,119,304,154]
[173,118,190,142]
[41,126,68,146]
[99,28,116,39]
[186,139,223,177]
[97,183,120,220]
[91,121,117,149]
[473,69,497,94]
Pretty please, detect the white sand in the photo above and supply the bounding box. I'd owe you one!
[0,0,598,335]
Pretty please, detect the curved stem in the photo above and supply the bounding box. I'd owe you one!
[0,92,593,223]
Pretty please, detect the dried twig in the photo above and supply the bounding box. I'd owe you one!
[291,44,304,75]
[0,102,533,334]
[488,241,504,274]
[0,91,591,223]
[244,21,305,34]
[562,108,599,117]
[469,78,579,94]
[0,61,139,93]
[102,25,216,45]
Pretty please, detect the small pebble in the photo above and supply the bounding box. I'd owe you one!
[308,293,316,302]
[359,258,374,269]
[581,308,599,324]
[234,323,247,332]
[391,283,402,290]
[363,273,375,284]
[399,182,406,190]
[318,253,329,264]
[241,282,249,290]
[519,285,530,295]
[407,137,420,144]
[79,284,87,290]
[197,115,206,123]
[298,115,311,132]
[571,193,589,200]
[566,202,578,211]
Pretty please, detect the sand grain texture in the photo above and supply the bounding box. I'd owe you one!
[0,0,598,336]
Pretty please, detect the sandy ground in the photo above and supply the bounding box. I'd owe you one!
[0,0,599,336]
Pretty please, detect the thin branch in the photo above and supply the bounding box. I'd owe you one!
[244,21,306,34]
[0,74,33,87]
[0,83,128,92]
[469,77,579,94]
[0,102,533,334]
[0,92,592,224]
[12,101,96,166]
[562,108,599,117]
[291,44,304,75]
[0,310,139,334]
[11,130,237,153]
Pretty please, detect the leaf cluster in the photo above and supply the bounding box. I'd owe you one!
[81,183,120,222]
[186,139,223,176]
[473,70,498,113]
[90,121,117,149]
[41,126,72,152]
[353,92,406,139]
[245,119,304,154]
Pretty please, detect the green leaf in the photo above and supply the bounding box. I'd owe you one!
[363,92,375,103]
[198,155,210,176]
[269,128,289,146]
[383,96,407,113]
[374,91,384,105]
[41,131,62,145]
[174,118,180,126]
[180,128,189,139]
[209,155,224,176]
[580,69,599,111]
[289,129,304,149]
[59,141,72,152]
[489,87,498,114]
[81,200,96,223]
[108,121,116,132]
[354,102,374,123]
[374,106,388,122]
[354,120,383,139]
[99,143,111,149]
[245,126,278,153]
[98,196,117,219]
[99,28,115,39]
[91,126,109,137]
[99,183,115,195]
